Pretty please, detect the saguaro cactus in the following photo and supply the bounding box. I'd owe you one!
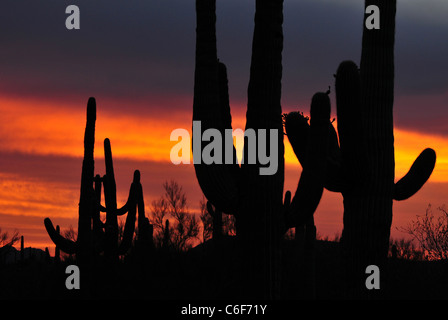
[286,1,436,291]
[336,0,435,269]
[44,98,151,266]
[44,98,97,265]
[100,138,139,263]
[193,0,330,298]
[206,201,222,242]
[20,235,24,261]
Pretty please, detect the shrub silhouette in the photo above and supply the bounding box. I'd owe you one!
[0,228,20,248]
[400,204,448,260]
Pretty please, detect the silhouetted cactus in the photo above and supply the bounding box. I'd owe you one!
[286,0,436,288]
[100,139,142,263]
[336,0,435,268]
[44,98,152,267]
[45,247,51,263]
[193,0,330,298]
[134,179,154,255]
[206,201,222,242]
[55,225,60,264]
[294,216,316,299]
[20,235,24,261]
[161,219,171,254]
[44,98,97,265]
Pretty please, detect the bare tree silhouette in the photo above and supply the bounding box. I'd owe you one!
[0,228,20,248]
[150,180,200,252]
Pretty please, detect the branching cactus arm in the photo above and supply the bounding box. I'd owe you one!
[193,0,240,216]
[44,98,97,260]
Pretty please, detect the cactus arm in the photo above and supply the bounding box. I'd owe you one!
[134,170,146,227]
[44,98,96,260]
[76,97,97,262]
[206,200,222,240]
[246,0,283,127]
[44,218,76,255]
[283,190,291,209]
[284,111,343,193]
[283,111,309,169]
[113,172,141,217]
[104,138,118,214]
[193,0,240,216]
[324,122,344,192]
[135,172,153,247]
[102,138,120,261]
[92,174,106,235]
[96,202,107,212]
[94,175,108,213]
[281,190,292,232]
[116,200,130,216]
[117,171,142,255]
[116,205,128,216]
[117,184,137,255]
[286,92,330,227]
[393,148,436,201]
[335,60,367,187]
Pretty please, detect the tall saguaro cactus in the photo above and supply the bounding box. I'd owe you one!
[44,98,97,265]
[336,0,436,270]
[285,0,436,292]
[193,0,330,298]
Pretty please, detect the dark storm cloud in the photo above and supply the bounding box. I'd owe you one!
[0,0,446,134]
[0,0,197,106]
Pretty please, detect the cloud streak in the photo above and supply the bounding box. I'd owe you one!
[0,0,446,135]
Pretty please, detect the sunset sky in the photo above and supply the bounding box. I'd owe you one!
[0,0,447,253]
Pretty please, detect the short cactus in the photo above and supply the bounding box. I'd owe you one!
[44,98,152,266]
[206,201,222,241]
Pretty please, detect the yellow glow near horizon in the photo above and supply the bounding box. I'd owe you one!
[0,96,447,182]
[0,95,447,252]
[0,96,182,162]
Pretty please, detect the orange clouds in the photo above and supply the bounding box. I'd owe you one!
[0,95,190,162]
[1,94,446,184]
[0,94,447,252]
[394,128,447,183]
[0,173,78,219]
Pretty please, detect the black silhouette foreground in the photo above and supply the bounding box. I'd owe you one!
[193,0,436,299]
[0,0,443,300]
[193,0,332,299]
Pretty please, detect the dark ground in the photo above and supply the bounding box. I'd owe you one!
[1,238,447,300]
